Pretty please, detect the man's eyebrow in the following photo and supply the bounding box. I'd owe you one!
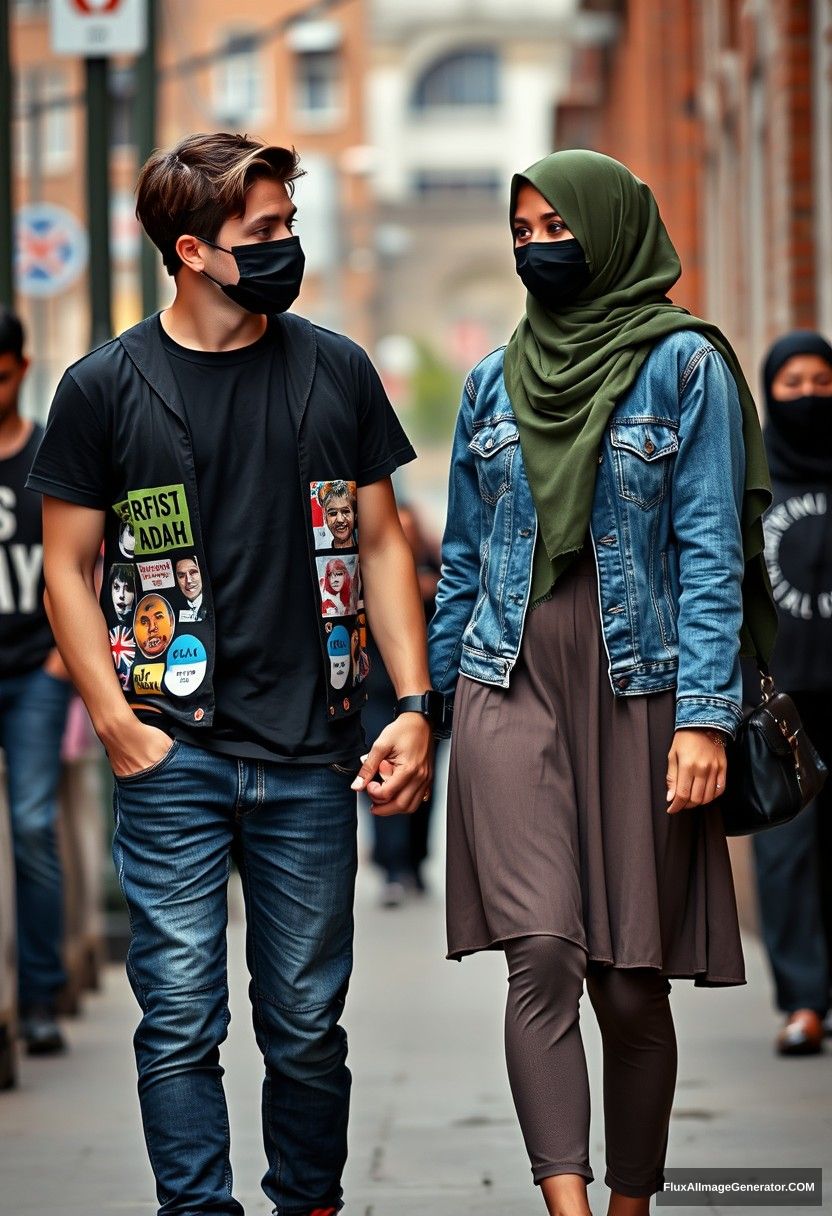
[242,205,297,234]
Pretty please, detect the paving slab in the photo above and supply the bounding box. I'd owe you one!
[0,806,830,1216]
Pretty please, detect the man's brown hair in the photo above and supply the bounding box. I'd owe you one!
[135,132,303,276]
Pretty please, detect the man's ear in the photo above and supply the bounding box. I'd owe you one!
[175,234,206,273]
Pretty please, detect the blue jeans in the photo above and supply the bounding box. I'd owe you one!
[112,739,358,1216]
[0,666,73,1009]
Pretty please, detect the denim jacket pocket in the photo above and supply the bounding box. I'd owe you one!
[469,418,520,505]
[610,421,678,510]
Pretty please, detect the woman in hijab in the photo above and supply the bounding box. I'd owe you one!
[752,332,832,1057]
[428,150,776,1215]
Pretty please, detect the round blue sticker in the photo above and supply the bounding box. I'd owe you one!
[164,634,207,698]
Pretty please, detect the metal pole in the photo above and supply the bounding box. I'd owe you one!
[0,0,13,307]
[85,56,113,348]
[135,0,157,317]
[27,70,49,415]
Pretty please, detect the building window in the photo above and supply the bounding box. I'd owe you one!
[15,67,74,175]
[411,49,499,111]
[109,66,136,151]
[412,169,502,198]
[288,18,342,123]
[295,49,341,119]
[13,0,48,17]
[213,30,264,125]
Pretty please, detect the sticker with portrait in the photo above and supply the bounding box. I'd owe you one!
[108,562,137,623]
[317,554,359,618]
[112,501,136,560]
[133,593,176,660]
[311,480,358,551]
[172,553,207,621]
[355,611,370,682]
[351,625,370,685]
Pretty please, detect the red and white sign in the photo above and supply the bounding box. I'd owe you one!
[50,0,147,56]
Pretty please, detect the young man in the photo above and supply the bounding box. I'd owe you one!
[0,309,73,1055]
[29,134,439,1216]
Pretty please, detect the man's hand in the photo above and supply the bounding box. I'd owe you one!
[43,648,72,681]
[666,727,728,814]
[105,718,175,779]
[351,713,433,816]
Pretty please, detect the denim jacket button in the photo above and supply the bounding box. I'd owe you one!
[485,438,494,449]
[597,453,603,464]
[644,439,656,455]
[616,677,630,690]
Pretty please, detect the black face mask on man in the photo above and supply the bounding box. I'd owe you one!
[514,238,592,311]
[199,235,305,314]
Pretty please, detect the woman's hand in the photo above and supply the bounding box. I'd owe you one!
[665,728,728,814]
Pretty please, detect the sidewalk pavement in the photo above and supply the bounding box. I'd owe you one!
[1,806,830,1216]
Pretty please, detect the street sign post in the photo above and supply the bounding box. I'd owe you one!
[50,0,147,57]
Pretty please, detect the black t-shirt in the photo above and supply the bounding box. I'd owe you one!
[30,318,414,762]
[762,476,832,693]
[0,423,54,677]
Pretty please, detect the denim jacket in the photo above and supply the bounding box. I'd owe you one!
[428,330,747,739]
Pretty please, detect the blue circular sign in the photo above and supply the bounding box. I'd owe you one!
[15,203,89,299]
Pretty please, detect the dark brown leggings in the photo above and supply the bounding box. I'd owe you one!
[504,934,677,1198]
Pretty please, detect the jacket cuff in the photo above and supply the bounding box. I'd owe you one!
[674,694,743,739]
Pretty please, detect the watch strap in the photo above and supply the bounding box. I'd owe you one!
[394,691,448,730]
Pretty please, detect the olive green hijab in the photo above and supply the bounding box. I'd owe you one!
[504,149,775,659]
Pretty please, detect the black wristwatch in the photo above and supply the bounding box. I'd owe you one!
[394,690,448,731]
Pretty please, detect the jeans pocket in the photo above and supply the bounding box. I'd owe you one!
[328,761,357,777]
[115,737,182,784]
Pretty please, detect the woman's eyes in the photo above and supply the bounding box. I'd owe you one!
[513,221,567,242]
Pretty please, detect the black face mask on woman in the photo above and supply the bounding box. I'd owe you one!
[199,235,305,314]
[766,396,832,464]
[514,238,592,311]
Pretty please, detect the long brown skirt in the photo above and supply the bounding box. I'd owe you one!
[445,550,746,986]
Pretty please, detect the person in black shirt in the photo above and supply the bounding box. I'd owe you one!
[752,331,832,1056]
[0,310,73,1057]
[365,502,443,906]
[30,134,435,1216]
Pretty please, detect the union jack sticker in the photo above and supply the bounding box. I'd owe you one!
[110,625,136,673]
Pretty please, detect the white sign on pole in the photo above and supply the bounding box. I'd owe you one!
[50,0,147,57]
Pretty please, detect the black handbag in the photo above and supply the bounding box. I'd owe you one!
[719,666,828,836]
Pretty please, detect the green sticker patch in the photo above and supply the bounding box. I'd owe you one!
[114,485,193,556]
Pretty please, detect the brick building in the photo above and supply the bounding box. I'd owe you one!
[560,0,831,380]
